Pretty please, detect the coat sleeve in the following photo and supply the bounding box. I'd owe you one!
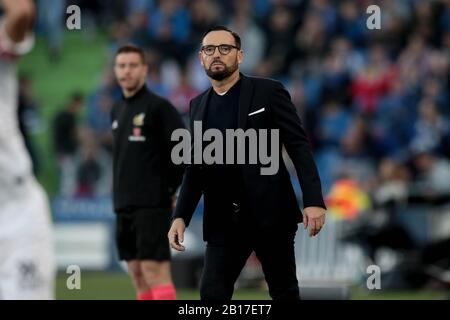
[268,81,326,209]
[171,100,203,227]
[158,100,187,196]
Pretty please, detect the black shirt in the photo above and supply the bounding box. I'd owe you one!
[203,80,245,202]
[111,85,185,212]
[204,81,240,133]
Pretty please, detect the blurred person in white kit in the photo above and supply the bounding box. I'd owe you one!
[0,0,55,299]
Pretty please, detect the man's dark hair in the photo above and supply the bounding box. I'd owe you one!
[201,26,241,49]
[115,44,146,64]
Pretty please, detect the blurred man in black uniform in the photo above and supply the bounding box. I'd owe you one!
[111,45,184,300]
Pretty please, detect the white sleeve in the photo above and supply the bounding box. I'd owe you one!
[0,18,34,59]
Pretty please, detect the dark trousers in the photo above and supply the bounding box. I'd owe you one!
[199,221,300,300]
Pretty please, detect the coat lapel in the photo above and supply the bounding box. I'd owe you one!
[238,74,253,130]
[192,87,211,124]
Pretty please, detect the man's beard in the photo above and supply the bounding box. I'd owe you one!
[205,60,238,81]
[120,77,144,94]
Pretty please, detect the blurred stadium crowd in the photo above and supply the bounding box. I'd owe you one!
[25,0,450,199]
[17,0,449,290]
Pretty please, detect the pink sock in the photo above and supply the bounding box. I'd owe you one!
[150,284,176,300]
[137,288,154,300]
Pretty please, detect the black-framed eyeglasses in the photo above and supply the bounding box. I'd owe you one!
[201,44,240,56]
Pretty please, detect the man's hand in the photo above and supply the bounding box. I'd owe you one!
[303,206,326,237]
[2,0,35,43]
[168,218,186,251]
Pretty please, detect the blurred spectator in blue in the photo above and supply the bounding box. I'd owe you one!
[291,10,328,64]
[320,42,352,105]
[250,0,273,21]
[257,4,296,77]
[409,98,449,155]
[442,30,450,66]
[227,0,266,74]
[185,53,213,92]
[127,0,154,47]
[421,77,449,115]
[37,0,65,61]
[399,34,432,84]
[87,71,121,154]
[145,48,171,97]
[325,36,365,86]
[316,115,377,191]
[314,99,352,190]
[308,0,338,34]
[316,99,352,150]
[337,1,367,48]
[108,21,132,61]
[147,0,191,65]
[440,0,450,31]
[428,48,450,80]
[374,79,416,158]
[103,0,129,24]
[168,65,199,117]
[421,50,450,111]
[129,0,155,13]
[188,0,221,51]
[411,0,441,46]
[287,79,312,132]
[337,116,377,188]
[378,0,412,54]
[75,129,112,198]
[72,0,129,27]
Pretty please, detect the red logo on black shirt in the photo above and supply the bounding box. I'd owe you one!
[133,127,141,136]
